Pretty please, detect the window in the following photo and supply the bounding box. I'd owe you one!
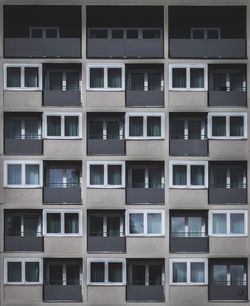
[125,113,164,139]
[4,64,42,90]
[43,113,82,139]
[87,161,125,188]
[169,65,207,91]
[4,258,43,284]
[5,117,41,140]
[209,210,247,236]
[46,70,80,91]
[88,118,124,140]
[170,161,208,188]
[6,213,42,237]
[87,64,125,91]
[29,27,60,38]
[171,213,207,237]
[87,259,126,285]
[191,27,221,39]
[43,210,82,236]
[127,70,164,91]
[127,166,164,189]
[212,71,246,92]
[208,113,247,139]
[4,161,42,188]
[46,167,80,188]
[89,214,124,237]
[126,210,165,236]
[170,117,206,140]
[170,259,208,285]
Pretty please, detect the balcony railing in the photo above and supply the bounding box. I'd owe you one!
[126,184,164,204]
[88,232,126,252]
[209,183,247,204]
[5,134,43,155]
[87,135,125,155]
[44,280,82,301]
[209,281,247,301]
[208,86,247,106]
[43,85,81,106]
[5,231,43,251]
[170,134,208,156]
[170,231,209,253]
[126,85,164,107]
[126,282,164,301]
[43,182,81,204]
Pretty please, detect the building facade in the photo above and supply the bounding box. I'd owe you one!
[0,1,250,306]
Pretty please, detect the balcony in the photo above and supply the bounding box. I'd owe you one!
[208,64,247,106]
[169,6,246,59]
[87,6,163,58]
[4,6,81,58]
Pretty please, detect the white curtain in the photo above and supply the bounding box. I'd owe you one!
[108,263,122,282]
[212,117,226,136]
[191,165,204,185]
[147,117,161,137]
[7,164,21,185]
[25,262,39,282]
[47,116,61,136]
[90,68,104,88]
[172,68,186,88]
[108,68,122,88]
[213,214,227,234]
[25,67,38,88]
[129,117,143,137]
[188,217,202,237]
[129,213,144,234]
[190,262,204,283]
[173,165,187,185]
[65,213,79,234]
[8,262,21,282]
[108,165,121,185]
[25,165,39,185]
[48,169,64,187]
[171,217,185,237]
[190,68,204,88]
[147,213,161,234]
[90,165,104,185]
[65,116,79,137]
[230,117,244,137]
[173,263,187,283]
[7,67,21,87]
[230,213,244,234]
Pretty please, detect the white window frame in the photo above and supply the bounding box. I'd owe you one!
[86,64,125,91]
[126,209,165,237]
[87,161,125,188]
[87,258,126,286]
[208,112,247,139]
[43,209,82,237]
[169,161,208,189]
[4,160,43,188]
[191,27,221,39]
[29,27,60,38]
[169,64,208,91]
[4,258,43,285]
[125,112,165,140]
[4,64,42,91]
[170,258,208,285]
[43,112,82,139]
[209,210,248,237]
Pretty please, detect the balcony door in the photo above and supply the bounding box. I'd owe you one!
[89,214,123,237]
[47,168,80,188]
[129,167,163,188]
[129,262,163,286]
[47,263,80,285]
[47,71,80,91]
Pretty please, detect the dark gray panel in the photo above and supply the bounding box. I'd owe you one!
[126,188,164,204]
[126,285,164,301]
[43,187,81,204]
[43,285,82,301]
[5,139,43,155]
[209,91,247,107]
[170,139,208,156]
[87,139,125,155]
[43,90,81,106]
[209,285,247,301]
[87,236,126,252]
[126,91,164,107]
[4,236,43,252]
[209,188,247,204]
[170,237,209,253]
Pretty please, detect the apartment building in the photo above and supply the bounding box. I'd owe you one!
[0,1,249,306]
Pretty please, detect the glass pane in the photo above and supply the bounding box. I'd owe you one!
[147,213,161,234]
[108,263,122,282]
[67,265,80,285]
[230,73,243,91]
[171,120,184,139]
[190,68,204,88]
[107,217,120,236]
[112,30,124,39]
[189,121,202,139]
[148,73,161,91]
[173,165,187,185]
[25,262,39,282]
[90,165,104,185]
[108,68,122,88]
[213,168,227,188]
[7,67,21,87]
[230,168,244,188]
[89,121,103,139]
[192,29,204,39]
[213,265,227,284]
[46,28,57,38]
[230,117,244,137]
[66,72,79,90]
[89,29,107,38]
[31,28,43,38]
[127,30,138,39]
[7,215,21,236]
[7,164,21,185]
[212,117,226,136]
[25,120,39,139]
[107,121,120,139]
[190,165,204,186]
[65,213,79,234]
[91,262,104,282]
[173,263,187,283]
[129,117,143,137]
[8,262,21,282]
[108,165,122,185]
[171,217,185,237]
[24,216,39,236]
[90,68,104,88]
[149,265,162,285]
[132,265,145,285]
[65,116,79,137]
[147,117,161,137]
[25,165,39,185]
[90,216,103,236]
[25,67,39,87]
[66,169,79,187]
[47,213,61,233]
[142,29,160,39]
[191,262,204,283]
[149,168,162,188]
[47,116,61,136]
[231,265,245,285]
[6,119,21,139]
[131,169,145,188]
[48,169,64,187]
[172,68,186,88]
[129,213,144,234]
[230,213,244,234]
[130,73,144,90]
[48,72,63,90]
[188,217,203,237]
[49,265,62,285]
[213,214,227,234]
[213,73,227,91]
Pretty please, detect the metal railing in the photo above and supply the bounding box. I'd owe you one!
[210,280,247,286]
[211,183,246,189]
[171,231,207,238]
[129,183,164,188]
[44,280,82,286]
[127,84,164,92]
[5,230,43,237]
[129,280,164,286]
[171,134,207,140]
[6,134,42,140]
[45,84,81,91]
[89,231,124,237]
[211,86,246,92]
[45,182,81,188]
[88,134,124,140]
